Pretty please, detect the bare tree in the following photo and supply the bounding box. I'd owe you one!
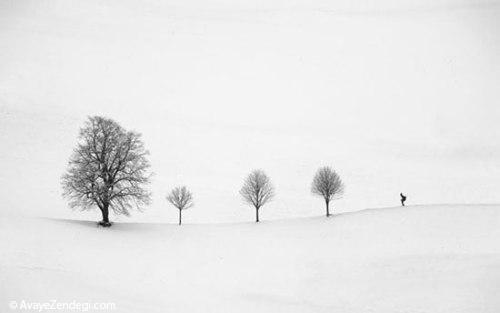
[240,170,274,222]
[166,186,194,225]
[311,166,344,217]
[61,116,151,227]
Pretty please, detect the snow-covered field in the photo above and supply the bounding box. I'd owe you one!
[1,0,499,311]
[1,204,499,312]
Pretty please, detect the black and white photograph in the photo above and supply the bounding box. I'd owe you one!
[0,0,499,312]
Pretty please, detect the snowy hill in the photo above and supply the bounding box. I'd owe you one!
[1,204,499,312]
[1,0,499,310]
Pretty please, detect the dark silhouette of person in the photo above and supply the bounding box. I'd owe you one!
[400,193,407,206]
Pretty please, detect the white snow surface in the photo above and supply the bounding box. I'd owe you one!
[0,1,499,310]
[0,204,499,312]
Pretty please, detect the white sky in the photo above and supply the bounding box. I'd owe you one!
[0,0,499,223]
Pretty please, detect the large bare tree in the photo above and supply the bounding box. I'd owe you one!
[62,116,151,227]
[311,166,344,217]
[166,186,194,225]
[240,170,274,222]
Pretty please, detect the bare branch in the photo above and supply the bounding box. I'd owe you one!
[166,186,194,211]
[61,116,152,222]
[311,166,344,216]
[240,170,274,222]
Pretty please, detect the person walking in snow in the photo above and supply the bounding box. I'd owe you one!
[400,193,407,206]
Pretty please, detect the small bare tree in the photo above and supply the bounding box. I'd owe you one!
[311,166,344,217]
[62,116,151,227]
[240,170,274,222]
[166,186,194,225]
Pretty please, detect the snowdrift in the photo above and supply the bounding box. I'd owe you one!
[0,204,499,312]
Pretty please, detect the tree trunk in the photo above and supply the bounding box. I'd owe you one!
[179,209,182,225]
[99,203,111,227]
[325,199,330,217]
[255,207,260,223]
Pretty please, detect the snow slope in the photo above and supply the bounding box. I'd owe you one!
[1,204,499,312]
